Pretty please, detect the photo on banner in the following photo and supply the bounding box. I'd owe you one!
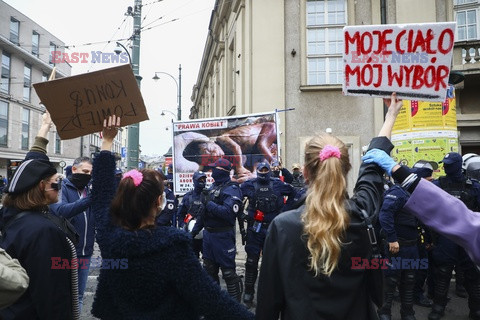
[172,112,280,194]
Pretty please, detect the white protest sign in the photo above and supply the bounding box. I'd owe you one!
[343,22,456,102]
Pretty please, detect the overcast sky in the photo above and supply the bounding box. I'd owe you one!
[5,0,215,157]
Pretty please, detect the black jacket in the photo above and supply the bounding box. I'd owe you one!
[0,207,74,320]
[256,137,392,320]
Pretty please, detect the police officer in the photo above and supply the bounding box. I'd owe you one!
[291,163,305,189]
[197,159,244,302]
[178,171,208,258]
[377,167,432,320]
[411,161,435,308]
[166,163,174,190]
[240,162,295,305]
[271,160,293,183]
[155,169,178,227]
[429,152,480,320]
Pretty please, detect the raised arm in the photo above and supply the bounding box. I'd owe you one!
[91,116,121,240]
[378,93,403,139]
[25,111,53,161]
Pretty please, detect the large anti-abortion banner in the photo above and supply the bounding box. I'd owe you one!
[172,112,280,194]
[391,86,458,178]
[33,64,149,139]
[343,22,456,102]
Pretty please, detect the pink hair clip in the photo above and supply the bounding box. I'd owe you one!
[122,169,143,187]
[319,145,341,161]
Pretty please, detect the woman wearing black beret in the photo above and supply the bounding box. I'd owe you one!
[0,159,79,320]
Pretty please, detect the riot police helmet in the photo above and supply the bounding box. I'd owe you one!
[462,153,480,171]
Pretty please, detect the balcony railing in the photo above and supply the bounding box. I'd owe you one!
[453,40,480,68]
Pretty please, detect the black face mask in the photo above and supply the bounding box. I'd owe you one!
[211,168,230,182]
[272,170,280,178]
[293,171,300,178]
[70,173,91,190]
[257,171,271,183]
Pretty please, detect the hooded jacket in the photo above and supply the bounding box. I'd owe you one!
[91,151,253,320]
[256,136,392,320]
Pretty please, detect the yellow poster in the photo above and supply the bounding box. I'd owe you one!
[392,86,458,177]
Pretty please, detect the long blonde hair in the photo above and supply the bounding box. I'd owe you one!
[302,134,352,276]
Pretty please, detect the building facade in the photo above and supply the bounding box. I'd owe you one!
[191,0,480,191]
[452,0,480,155]
[0,0,123,180]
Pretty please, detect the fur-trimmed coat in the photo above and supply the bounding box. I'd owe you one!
[91,151,253,320]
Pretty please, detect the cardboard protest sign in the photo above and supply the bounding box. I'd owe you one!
[343,22,455,102]
[172,112,280,194]
[33,64,149,139]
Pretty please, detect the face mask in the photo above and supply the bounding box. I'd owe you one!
[444,162,463,179]
[195,180,206,190]
[70,173,91,190]
[272,170,280,178]
[293,171,300,178]
[211,168,229,181]
[257,171,271,183]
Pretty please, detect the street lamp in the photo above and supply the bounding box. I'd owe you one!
[114,42,132,66]
[153,64,182,121]
[161,110,177,118]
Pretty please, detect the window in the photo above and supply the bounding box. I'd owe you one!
[1,53,11,94]
[32,31,40,56]
[456,9,478,41]
[0,100,8,147]
[49,42,57,65]
[55,132,61,154]
[10,18,19,45]
[23,64,31,102]
[21,108,29,150]
[306,0,346,85]
[454,0,477,4]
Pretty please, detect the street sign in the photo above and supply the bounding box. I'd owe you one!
[121,147,127,158]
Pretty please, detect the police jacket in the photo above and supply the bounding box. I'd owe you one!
[241,178,295,222]
[433,176,480,211]
[0,207,74,319]
[200,179,243,229]
[256,136,392,320]
[155,188,178,227]
[50,178,94,256]
[91,151,253,320]
[177,188,207,229]
[379,185,418,242]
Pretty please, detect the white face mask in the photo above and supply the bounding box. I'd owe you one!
[160,192,167,211]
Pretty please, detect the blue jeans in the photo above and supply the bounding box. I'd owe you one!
[77,255,92,313]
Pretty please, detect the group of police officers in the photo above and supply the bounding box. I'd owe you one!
[157,152,480,320]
